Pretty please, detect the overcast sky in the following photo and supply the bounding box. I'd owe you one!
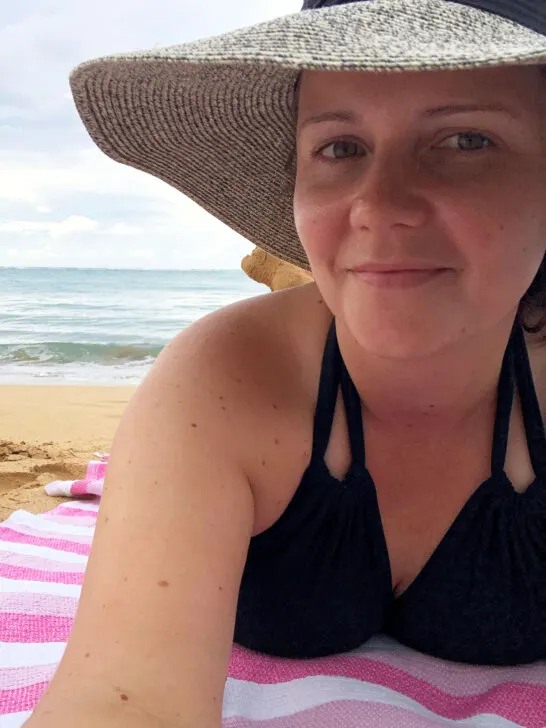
[1,0,300,269]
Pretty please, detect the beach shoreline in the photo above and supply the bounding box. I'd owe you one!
[0,384,136,521]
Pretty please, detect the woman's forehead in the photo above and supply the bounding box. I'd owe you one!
[296,65,546,128]
[298,65,543,104]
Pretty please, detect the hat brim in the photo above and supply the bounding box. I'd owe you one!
[69,0,546,271]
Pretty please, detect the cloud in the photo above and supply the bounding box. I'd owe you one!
[105,222,144,236]
[0,215,98,238]
[0,0,301,269]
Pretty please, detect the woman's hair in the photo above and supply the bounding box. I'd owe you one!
[287,69,546,339]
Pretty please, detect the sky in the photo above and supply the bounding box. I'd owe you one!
[0,0,300,269]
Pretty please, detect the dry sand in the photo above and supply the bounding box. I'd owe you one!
[0,385,136,521]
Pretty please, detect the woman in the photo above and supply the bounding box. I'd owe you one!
[25,1,546,726]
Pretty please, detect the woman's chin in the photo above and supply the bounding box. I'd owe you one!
[342,313,457,360]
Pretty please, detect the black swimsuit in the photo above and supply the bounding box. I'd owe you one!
[234,317,546,665]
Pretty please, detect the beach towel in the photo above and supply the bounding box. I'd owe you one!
[1,457,546,727]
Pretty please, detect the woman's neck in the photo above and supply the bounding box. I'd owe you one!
[334,316,516,434]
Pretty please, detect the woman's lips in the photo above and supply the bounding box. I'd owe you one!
[350,268,449,289]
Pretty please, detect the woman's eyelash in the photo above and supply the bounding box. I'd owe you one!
[313,132,497,160]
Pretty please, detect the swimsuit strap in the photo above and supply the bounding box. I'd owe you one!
[311,318,342,463]
[314,317,545,481]
[311,317,366,468]
[490,320,517,477]
[336,323,518,474]
[512,321,546,479]
[337,319,518,478]
[340,352,366,468]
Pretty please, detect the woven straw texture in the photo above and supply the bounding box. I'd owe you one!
[69,0,546,269]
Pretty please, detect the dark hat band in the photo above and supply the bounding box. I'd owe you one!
[301,0,546,36]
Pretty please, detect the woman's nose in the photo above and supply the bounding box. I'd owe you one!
[348,153,429,231]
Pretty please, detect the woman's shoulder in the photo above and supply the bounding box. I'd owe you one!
[157,280,331,453]
[216,279,329,343]
[173,280,330,384]
[155,282,332,504]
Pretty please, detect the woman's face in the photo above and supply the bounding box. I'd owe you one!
[293,65,546,357]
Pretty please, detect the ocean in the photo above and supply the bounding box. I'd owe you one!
[0,267,265,385]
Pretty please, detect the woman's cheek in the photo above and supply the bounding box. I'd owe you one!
[295,195,338,260]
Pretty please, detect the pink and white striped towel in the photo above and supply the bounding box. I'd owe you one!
[1,457,546,727]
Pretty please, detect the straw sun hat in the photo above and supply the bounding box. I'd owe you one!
[69,0,546,272]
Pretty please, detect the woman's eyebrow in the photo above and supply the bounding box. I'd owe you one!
[298,103,523,132]
[421,103,522,120]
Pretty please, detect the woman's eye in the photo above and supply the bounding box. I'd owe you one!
[437,131,496,152]
[316,131,496,161]
[318,140,363,160]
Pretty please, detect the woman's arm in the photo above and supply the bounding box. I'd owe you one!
[23,312,256,728]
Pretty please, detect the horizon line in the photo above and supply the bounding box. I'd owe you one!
[0,265,244,273]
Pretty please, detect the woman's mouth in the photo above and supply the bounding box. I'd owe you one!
[350,268,450,289]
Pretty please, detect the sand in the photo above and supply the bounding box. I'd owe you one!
[0,385,136,521]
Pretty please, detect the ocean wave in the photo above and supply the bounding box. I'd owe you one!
[0,342,164,366]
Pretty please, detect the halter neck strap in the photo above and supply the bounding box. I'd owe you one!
[490,320,517,477]
[311,319,341,463]
[313,317,544,482]
[512,322,546,478]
